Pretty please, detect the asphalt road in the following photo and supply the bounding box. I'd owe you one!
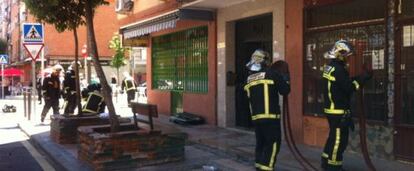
[0,110,55,171]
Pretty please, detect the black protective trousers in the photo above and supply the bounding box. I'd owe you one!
[40,98,60,121]
[127,90,135,103]
[321,115,350,171]
[255,123,281,171]
[63,94,76,115]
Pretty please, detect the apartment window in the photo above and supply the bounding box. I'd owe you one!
[152,26,208,93]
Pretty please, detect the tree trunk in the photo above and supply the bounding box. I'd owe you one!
[85,0,119,132]
[73,27,83,116]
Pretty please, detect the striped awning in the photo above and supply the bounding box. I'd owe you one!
[122,12,179,39]
[121,9,214,40]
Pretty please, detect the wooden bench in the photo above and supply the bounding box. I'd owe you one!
[130,102,158,130]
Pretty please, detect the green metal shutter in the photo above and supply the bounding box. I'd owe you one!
[152,26,208,93]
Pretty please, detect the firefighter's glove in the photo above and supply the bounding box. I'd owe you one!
[361,63,373,81]
[271,60,290,82]
[340,113,354,132]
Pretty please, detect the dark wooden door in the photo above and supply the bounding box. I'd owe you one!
[235,14,272,128]
[394,24,414,161]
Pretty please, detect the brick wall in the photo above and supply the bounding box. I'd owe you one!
[78,124,186,170]
[50,115,110,144]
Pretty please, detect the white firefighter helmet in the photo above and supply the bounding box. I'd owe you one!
[246,49,270,71]
[325,40,354,60]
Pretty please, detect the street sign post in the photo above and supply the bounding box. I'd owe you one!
[0,54,8,99]
[22,23,43,121]
[23,43,44,61]
[23,23,44,43]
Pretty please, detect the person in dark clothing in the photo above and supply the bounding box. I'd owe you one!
[81,83,105,115]
[62,62,79,116]
[40,66,61,123]
[321,40,373,171]
[121,72,137,105]
[243,49,290,171]
[36,74,42,104]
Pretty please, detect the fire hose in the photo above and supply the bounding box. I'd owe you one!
[357,89,377,171]
[282,95,319,171]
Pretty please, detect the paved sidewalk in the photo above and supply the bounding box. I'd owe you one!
[8,94,414,171]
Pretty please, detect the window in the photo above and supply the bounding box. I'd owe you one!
[152,26,208,93]
[400,0,414,17]
[304,0,388,121]
[306,0,386,28]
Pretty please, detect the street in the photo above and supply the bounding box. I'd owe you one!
[0,103,55,171]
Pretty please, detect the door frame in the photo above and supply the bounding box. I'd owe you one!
[393,18,414,161]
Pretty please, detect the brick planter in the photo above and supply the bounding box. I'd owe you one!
[78,124,186,171]
[50,115,110,144]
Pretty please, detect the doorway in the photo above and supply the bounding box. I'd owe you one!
[234,14,273,128]
[395,24,414,161]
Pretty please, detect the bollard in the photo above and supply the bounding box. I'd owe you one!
[23,91,27,117]
[28,91,31,121]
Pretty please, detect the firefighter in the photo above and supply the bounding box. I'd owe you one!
[321,40,373,171]
[243,49,290,171]
[40,66,61,123]
[62,62,80,115]
[81,82,106,115]
[121,72,137,105]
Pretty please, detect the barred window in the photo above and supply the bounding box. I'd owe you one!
[304,24,388,121]
[306,0,386,28]
[400,0,414,17]
[152,26,208,93]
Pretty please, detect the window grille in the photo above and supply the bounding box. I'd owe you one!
[304,24,388,121]
[152,26,208,93]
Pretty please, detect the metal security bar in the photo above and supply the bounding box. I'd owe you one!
[303,24,387,121]
[152,26,208,93]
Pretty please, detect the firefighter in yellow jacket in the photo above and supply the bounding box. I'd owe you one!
[81,83,106,115]
[121,72,137,105]
[244,49,290,171]
[321,40,372,171]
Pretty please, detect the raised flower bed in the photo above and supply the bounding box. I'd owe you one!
[50,115,110,144]
[77,123,186,170]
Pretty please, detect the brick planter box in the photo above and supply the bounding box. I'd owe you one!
[50,115,110,144]
[78,124,186,171]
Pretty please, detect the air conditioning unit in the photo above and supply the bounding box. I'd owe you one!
[115,0,134,13]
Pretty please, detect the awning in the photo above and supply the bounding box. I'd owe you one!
[121,9,214,39]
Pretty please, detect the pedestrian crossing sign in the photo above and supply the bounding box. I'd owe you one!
[23,23,44,43]
[0,54,8,64]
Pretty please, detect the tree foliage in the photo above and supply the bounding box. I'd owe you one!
[109,34,126,68]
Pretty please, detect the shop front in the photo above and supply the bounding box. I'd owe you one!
[294,0,414,161]
[120,7,217,124]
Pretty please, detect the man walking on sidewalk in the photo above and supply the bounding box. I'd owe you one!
[40,66,61,123]
[244,49,290,171]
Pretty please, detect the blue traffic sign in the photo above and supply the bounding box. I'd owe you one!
[0,54,8,64]
[23,23,43,43]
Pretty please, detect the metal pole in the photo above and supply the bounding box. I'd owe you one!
[23,90,26,117]
[1,64,3,99]
[32,61,36,121]
[28,90,31,121]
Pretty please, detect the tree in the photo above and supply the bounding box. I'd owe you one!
[25,0,120,132]
[0,38,7,54]
[24,0,84,115]
[109,34,126,87]
[84,0,120,132]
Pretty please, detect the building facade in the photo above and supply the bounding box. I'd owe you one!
[119,0,414,162]
[7,0,121,85]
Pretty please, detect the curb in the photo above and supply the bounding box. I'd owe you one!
[18,123,92,171]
